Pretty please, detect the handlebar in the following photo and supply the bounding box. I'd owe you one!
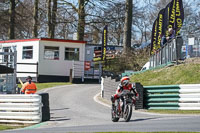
[120,90,135,97]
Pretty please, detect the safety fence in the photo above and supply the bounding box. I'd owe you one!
[144,84,200,110]
[0,94,42,124]
[149,36,183,68]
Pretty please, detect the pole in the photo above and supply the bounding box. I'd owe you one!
[69,69,73,83]
[175,0,178,65]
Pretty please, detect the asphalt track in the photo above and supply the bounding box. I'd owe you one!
[1,84,200,133]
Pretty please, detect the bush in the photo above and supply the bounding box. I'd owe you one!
[103,48,150,73]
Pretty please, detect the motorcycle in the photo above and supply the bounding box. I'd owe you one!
[111,90,136,122]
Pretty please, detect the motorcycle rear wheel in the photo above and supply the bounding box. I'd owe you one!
[123,104,132,122]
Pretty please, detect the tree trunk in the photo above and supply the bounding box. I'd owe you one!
[8,0,15,39]
[122,0,133,53]
[33,0,39,38]
[51,0,57,38]
[77,0,85,41]
[47,0,52,38]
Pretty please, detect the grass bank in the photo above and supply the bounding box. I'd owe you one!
[130,63,200,86]
[0,125,25,131]
[95,132,199,133]
[146,110,200,114]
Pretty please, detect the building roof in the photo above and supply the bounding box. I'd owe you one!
[0,38,86,44]
[86,43,123,47]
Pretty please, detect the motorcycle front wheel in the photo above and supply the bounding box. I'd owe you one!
[123,104,132,122]
[111,105,119,122]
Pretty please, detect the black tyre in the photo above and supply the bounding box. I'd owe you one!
[42,106,50,121]
[39,93,49,107]
[123,104,132,122]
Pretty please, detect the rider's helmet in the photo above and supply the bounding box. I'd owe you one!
[121,76,130,86]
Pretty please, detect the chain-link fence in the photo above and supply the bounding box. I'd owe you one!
[0,47,17,94]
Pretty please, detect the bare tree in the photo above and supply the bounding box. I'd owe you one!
[33,0,39,37]
[8,0,15,39]
[61,0,88,41]
[47,0,52,38]
[77,0,86,41]
[123,0,133,53]
[51,0,57,38]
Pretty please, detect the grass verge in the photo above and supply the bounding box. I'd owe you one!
[146,110,200,114]
[130,63,200,86]
[0,125,25,130]
[96,132,198,133]
[18,82,72,91]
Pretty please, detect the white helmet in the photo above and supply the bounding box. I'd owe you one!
[121,76,130,86]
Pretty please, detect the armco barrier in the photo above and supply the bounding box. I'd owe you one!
[144,84,200,110]
[0,94,42,124]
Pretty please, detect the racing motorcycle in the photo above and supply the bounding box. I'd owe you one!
[111,90,136,122]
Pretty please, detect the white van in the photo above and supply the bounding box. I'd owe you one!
[141,61,150,71]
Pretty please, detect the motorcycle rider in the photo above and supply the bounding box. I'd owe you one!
[111,76,139,104]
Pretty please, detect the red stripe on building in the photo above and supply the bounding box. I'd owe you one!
[0,38,86,44]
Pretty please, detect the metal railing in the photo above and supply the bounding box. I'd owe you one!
[150,36,200,68]
[150,37,183,68]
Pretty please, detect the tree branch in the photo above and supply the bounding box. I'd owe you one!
[59,0,78,12]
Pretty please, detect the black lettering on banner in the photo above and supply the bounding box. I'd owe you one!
[151,19,158,54]
[101,25,107,61]
[156,9,165,50]
[168,0,184,34]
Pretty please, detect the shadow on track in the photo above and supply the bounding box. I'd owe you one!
[117,117,162,123]
[51,108,70,111]
[50,116,71,121]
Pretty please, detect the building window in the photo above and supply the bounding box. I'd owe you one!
[65,48,79,61]
[44,46,59,60]
[22,46,33,59]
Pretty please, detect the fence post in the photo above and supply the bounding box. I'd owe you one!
[82,61,84,83]
[99,62,102,83]
[101,77,104,98]
[13,50,17,94]
[36,62,39,82]
[70,69,73,83]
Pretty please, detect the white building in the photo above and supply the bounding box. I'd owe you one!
[0,38,86,82]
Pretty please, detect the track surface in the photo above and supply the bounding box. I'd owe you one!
[2,84,200,133]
